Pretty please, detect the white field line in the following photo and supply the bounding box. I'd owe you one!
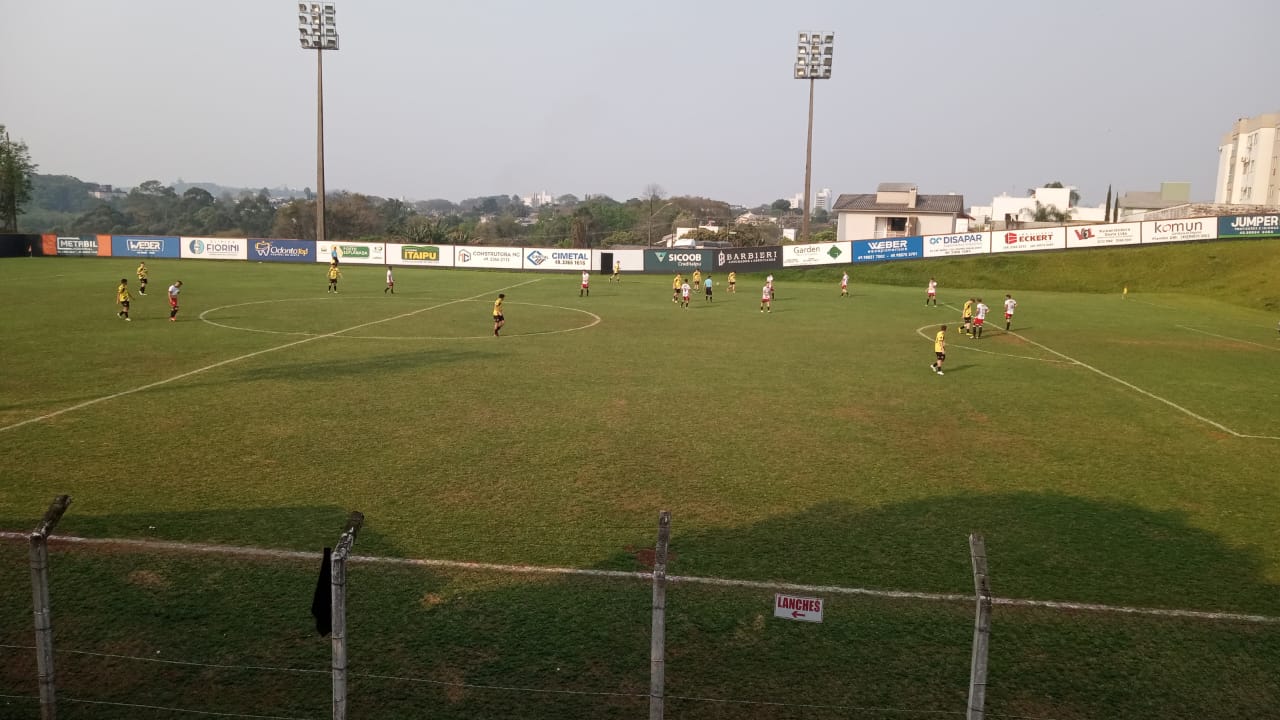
[913,324,1074,364]
[940,303,1280,440]
[1178,325,1280,353]
[0,279,543,434]
[1,531,1276,625]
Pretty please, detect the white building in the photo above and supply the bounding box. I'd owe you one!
[832,183,965,240]
[815,188,831,211]
[521,191,555,208]
[968,186,1105,227]
[1215,112,1280,205]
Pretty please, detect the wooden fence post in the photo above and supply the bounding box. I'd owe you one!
[649,511,672,720]
[30,495,71,720]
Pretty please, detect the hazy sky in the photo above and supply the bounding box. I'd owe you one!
[2,0,1276,208]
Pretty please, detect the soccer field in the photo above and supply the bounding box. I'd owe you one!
[2,254,1280,718]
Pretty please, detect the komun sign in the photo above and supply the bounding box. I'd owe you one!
[1141,219,1215,244]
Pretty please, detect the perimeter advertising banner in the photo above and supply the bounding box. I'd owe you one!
[454,246,523,269]
[523,248,591,270]
[782,242,850,266]
[923,232,989,258]
[712,246,782,272]
[316,242,385,265]
[248,238,315,263]
[111,235,181,258]
[1218,214,1280,238]
[852,236,924,263]
[387,243,455,267]
[1065,222,1141,249]
[1141,218,1216,244]
[180,236,248,260]
[991,227,1066,253]
[644,249,712,272]
[51,235,106,256]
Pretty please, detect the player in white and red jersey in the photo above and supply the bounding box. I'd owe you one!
[167,281,182,322]
[1003,294,1017,330]
[760,283,772,313]
[840,272,849,297]
[580,271,590,297]
[972,298,989,338]
[926,277,938,307]
[384,266,395,294]
[680,281,691,308]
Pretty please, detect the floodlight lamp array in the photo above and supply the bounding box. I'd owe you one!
[299,3,338,50]
[794,31,834,79]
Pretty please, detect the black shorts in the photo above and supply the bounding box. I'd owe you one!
[120,301,130,309]
[329,278,338,283]
[963,316,972,323]
[705,288,712,295]
[935,352,946,361]
[493,314,504,322]
[139,277,147,284]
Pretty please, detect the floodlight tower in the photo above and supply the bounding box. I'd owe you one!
[298,3,339,245]
[794,32,833,243]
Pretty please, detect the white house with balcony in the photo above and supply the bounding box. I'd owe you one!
[832,183,965,240]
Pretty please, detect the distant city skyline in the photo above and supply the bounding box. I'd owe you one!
[3,0,1276,209]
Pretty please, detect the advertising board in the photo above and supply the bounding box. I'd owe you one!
[1217,214,1280,238]
[712,246,782,272]
[643,249,712,272]
[991,227,1066,253]
[386,243,455,267]
[922,232,989,258]
[180,236,247,260]
[595,248,645,273]
[316,242,385,265]
[247,239,315,263]
[110,236,181,258]
[782,242,849,267]
[454,246,523,269]
[851,236,924,263]
[523,248,591,270]
[1141,218,1216,244]
[52,235,104,256]
[1065,223,1140,249]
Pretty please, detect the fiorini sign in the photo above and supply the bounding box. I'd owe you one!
[773,594,824,623]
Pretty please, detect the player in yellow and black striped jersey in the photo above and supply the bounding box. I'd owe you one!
[930,325,947,375]
[136,262,149,295]
[116,278,132,321]
[493,293,505,336]
[326,262,341,293]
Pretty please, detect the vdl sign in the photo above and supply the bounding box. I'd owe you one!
[773,594,824,623]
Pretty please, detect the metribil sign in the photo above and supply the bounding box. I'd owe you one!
[991,227,1066,253]
[454,246,523,269]
[181,236,247,260]
[1218,214,1280,238]
[1065,223,1140,249]
[317,242,385,265]
[1141,218,1216,244]
[852,236,923,262]
[524,249,591,270]
[923,232,989,258]
[773,594,823,623]
[782,242,849,266]
[644,249,711,272]
[388,243,455,266]
[713,246,782,272]
[55,236,101,256]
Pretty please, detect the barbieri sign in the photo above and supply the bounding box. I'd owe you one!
[773,594,824,623]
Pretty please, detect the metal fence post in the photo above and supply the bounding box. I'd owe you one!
[332,511,363,720]
[967,533,992,720]
[649,511,671,720]
[30,495,71,720]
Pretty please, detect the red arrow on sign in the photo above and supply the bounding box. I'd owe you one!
[791,611,806,619]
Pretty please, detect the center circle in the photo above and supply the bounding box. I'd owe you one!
[199,297,600,340]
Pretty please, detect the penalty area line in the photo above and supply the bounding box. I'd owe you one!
[0,531,1276,625]
[0,278,543,434]
[1177,325,1280,354]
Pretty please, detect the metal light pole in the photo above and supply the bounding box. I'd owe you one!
[794,32,833,243]
[299,3,339,245]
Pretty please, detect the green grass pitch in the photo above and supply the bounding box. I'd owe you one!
[2,244,1279,719]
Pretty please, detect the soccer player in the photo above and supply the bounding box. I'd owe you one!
[167,280,182,321]
[766,273,775,298]
[327,262,341,293]
[672,273,682,303]
[728,271,736,293]
[1003,294,1017,330]
[760,282,772,313]
[840,271,849,297]
[930,325,947,375]
[961,297,975,335]
[493,293,505,336]
[612,260,621,282]
[704,274,713,302]
[692,269,702,290]
[973,298,989,339]
[136,261,149,295]
[680,280,691,308]
[580,270,590,297]
[116,278,132,321]
[926,277,937,306]
[385,266,395,294]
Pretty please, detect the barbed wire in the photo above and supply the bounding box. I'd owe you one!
[0,692,315,720]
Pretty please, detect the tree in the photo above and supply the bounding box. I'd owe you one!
[0,126,38,232]
[770,198,792,213]
[1103,185,1112,223]
[811,228,837,243]
[1032,202,1071,223]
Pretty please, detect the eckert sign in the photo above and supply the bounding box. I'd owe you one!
[1218,214,1280,237]
[774,594,823,623]
[1141,218,1215,244]
[991,227,1066,253]
[923,232,988,258]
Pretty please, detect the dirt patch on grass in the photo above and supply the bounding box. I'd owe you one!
[625,545,678,569]
[421,592,445,608]
[126,569,169,589]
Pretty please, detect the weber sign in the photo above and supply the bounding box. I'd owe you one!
[774,594,823,623]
